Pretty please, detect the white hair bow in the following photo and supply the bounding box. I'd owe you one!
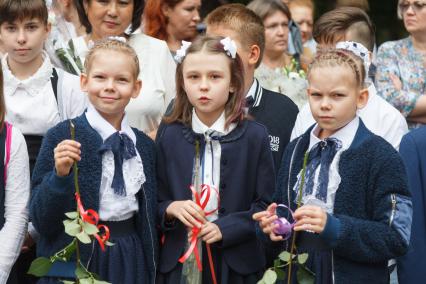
[220,37,237,59]
[336,41,370,77]
[174,41,192,63]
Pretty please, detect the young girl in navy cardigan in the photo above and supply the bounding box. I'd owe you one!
[156,36,275,283]
[254,48,413,284]
[30,39,157,284]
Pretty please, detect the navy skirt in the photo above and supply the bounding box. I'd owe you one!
[38,218,147,284]
[157,243,262,284]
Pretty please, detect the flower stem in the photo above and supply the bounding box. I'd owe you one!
[287,151,309,284]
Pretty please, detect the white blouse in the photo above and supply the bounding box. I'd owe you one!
[0,126,30,283]
[2,52,87,135]
[191,110,236,221]
[70,33,177,133]
[85,104,145,221]
[293,117,359,214]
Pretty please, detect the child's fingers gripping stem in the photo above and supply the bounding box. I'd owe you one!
[199,222,222,244]
[54,140,81,177]
[293,205,327,234]
[166,200,207,228]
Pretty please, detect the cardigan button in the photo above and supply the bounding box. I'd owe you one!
[219,208,226,214]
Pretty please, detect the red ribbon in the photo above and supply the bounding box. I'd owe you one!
[75,193,111,251]
[178,184,219,284]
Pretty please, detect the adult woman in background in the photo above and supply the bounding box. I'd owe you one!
[248,0,307,108]
[375,0,426,129]
[68,0,176,136]
[144,0,201,56]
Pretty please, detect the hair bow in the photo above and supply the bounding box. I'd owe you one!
[220,37,237,59]
[174,40,192,63]
[107,36,127,43]
[336,41,370,77]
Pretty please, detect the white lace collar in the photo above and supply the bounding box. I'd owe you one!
[2,51,53,97]
[191,109,236,136]
[85,103,136,144]
[309,116,359,151]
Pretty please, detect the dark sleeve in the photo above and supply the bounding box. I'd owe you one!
[214,129,275,248]
[331,145,412,263]
[30,124,75,238]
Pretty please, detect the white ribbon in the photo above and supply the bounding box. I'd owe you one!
[174,40,192,63]
[220,37,237,59]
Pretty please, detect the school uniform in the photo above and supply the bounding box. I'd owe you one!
[30,106,157,284]
[397,127,426,284]
[264,117,412,284]
[290,84,408,149]
[247,79,299,170]
[1,52,87,172]
[0,125,30,283]
[156,113,275,283]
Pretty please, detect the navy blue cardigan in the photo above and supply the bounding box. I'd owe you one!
[272,120,411,284]
[156,120,275,274]
[30,114,158,283]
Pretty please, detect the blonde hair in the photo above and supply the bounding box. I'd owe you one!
[84,39,140,78]
[308,49,366,88]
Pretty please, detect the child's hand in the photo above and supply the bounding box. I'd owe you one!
[54,140,81,177]
[252,203,283,242]
[293,205,327,234]
[198,222,222,244]
[166,200,207,228]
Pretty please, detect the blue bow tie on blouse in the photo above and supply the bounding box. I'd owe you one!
[98,132,137,196]
[304,137,342,202]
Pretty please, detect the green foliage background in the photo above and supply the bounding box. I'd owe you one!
[203,0,407,46]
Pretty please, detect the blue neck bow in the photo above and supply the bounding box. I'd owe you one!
[98,132,137,196]
[304,137,342,202]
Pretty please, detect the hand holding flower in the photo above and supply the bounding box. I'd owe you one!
[166,200,207,228]
[293,205,327,234]
[198,222,222,244]
[54,140,81,176]
[253,203,283,241]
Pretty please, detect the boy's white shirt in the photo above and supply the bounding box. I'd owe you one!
[294,117,359,214]
[0,126,30,283]
[290,84,409,150]
[85,103,145,221]
[191,110,236,222]
[2,51,87,135]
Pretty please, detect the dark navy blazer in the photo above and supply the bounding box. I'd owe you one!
[156,120,275,274]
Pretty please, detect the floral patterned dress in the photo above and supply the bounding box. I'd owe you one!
[375,37,426,129]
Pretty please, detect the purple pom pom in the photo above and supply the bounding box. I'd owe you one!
[273,217,293,240]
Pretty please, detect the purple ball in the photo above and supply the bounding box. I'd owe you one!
[273,217,293,239]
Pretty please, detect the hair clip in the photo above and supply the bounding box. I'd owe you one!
[174,41,192,64]
[220,37,237,59]
[336,41,370,76]
[107,36,127,43]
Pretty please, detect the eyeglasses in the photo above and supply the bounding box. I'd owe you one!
[399,1,426,13]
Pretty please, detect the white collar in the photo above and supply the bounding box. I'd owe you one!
[85,103,136,144]
[245,78,262,108]
[309,116,359,151]
[191,109,236,136]
[2,51,53,97]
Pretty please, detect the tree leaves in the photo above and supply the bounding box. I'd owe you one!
[27,257,52,277]
[278,251,292,262]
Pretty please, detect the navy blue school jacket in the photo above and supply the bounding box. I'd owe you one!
[30,114,158,283]
[156,119,275,275]
[398,127,426,284]
[268,120,412,284]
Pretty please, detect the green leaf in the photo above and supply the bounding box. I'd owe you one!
[76,231,92,244]
[65,211,78,219]
[79,278,94,284]
[93,280,111,284]
[64,221,81,237]
[257,280,266,284]
[273,259,280,269]
[263,269,277,284]
[297,253,309,264]
[297,266,315,284]
[27,257,52,277]
[278,251,291,262]
[275,268,286,280]
[62,281,75,284]
[82,221,99,235]
[75,265,89,279]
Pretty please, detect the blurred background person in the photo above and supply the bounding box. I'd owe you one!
[375,0,426,129]
[144,0,201,56]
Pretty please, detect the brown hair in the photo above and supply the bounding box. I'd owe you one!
[247,0,292,23]
[308,49,366,88]
[144,0,183,41]
[0,0,48,25]
[288,0,314,11]
[313,7,375,51]
[164,36,246,128]
[75,0,143,34]
[84,38,140,78]
[205,4,265,68]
